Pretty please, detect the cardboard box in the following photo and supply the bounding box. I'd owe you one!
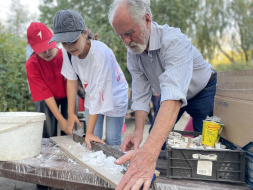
[214,70,253,149]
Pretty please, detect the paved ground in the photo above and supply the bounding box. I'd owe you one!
[0,113,190,190]
[122,112,189,147]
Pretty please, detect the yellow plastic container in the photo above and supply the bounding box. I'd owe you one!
[202,120,223,147]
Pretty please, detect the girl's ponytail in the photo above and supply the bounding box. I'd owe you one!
[87,29,99,40]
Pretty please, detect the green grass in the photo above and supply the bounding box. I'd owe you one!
[213,61,253,72]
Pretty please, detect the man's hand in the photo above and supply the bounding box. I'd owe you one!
[85,133,106,149]
[115,146,156,190]
[67,114,81,135]
[120,130,143,152]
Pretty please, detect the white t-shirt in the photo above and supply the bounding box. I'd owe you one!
[61,40,128,117]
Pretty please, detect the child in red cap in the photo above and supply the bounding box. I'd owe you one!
[26,22,68,138]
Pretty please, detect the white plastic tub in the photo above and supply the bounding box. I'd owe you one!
[0,112,46,161]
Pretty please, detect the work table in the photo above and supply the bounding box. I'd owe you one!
[0,138,251,190]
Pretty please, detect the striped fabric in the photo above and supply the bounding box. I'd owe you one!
[128,22,212,112]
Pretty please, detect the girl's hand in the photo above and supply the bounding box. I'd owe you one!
[85,133,106,149]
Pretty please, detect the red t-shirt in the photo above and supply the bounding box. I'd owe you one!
[26,49,67,102]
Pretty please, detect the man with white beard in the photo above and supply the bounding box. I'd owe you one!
[108,0,217,189]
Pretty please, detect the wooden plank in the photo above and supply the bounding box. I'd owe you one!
[50,136,123,188]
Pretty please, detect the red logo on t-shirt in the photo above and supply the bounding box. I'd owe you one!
[111,54,121,82]
[99,91,104,107]
[83,80,88,89]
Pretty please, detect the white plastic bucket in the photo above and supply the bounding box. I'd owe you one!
[0,112,46,161]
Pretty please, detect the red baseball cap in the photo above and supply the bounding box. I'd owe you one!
[27,22,56,54]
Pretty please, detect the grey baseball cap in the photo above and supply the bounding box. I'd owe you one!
[49,9,86,43]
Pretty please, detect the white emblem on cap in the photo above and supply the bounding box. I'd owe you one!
[37,31,42,39]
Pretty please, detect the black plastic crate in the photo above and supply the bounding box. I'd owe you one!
[167,131,245,183]
[242,142,253,188]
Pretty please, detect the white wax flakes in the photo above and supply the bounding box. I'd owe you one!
[36,154,43,159]
[67,157,76,163]
[167,132,227,150]
[85,168,90,173]
[82,150,126,174]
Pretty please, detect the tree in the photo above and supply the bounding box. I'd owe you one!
[151,0,199,36]
[229,0,253,62]
[0,28,34,111]
[7,0,32,37]
[193,0,253,63]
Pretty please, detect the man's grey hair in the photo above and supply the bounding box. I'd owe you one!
[108,0,152,25]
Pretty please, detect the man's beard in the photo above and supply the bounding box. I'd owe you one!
[126,25,148,54]
[126,41,146,54]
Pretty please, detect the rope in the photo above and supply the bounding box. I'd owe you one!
[0,119,32,134]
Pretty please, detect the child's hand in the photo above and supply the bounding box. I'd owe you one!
[67,114,81,135]
[59,119,68,134]
[85,133,106,149]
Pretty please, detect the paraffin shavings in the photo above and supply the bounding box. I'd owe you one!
[167,132,227,150]
[81,150,126,174]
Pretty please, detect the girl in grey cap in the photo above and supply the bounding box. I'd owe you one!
[49,9,128,148]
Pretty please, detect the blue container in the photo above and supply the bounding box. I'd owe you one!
[242,142,253,188]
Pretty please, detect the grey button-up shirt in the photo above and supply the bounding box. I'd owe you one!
[128,22,212,112]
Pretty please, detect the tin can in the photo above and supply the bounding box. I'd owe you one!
[202,120,223,147]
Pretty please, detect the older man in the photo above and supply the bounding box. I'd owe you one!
[108,0,216,189]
